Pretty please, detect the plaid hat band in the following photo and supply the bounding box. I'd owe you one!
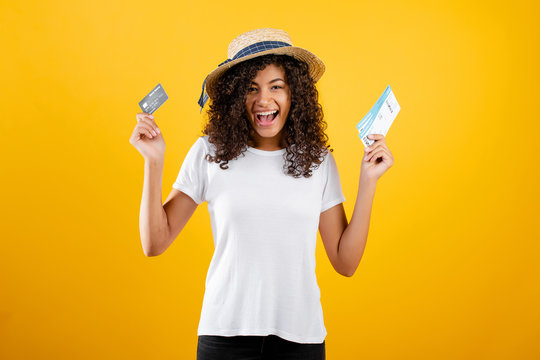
[197,28,325,113]
[198,40,292,111]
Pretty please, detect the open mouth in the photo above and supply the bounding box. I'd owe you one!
[256,110,279,126]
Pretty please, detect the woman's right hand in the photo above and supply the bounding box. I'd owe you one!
[129,113,166,162]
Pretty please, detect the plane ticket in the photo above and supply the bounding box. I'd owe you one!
[356,85,400,147]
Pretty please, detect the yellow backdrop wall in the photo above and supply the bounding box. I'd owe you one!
[1,0,539,358]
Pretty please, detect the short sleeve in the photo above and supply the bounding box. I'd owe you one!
[320,151,346,213]
[172,137,208,204]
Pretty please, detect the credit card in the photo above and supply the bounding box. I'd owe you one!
[356,85,400,147]
[138,83,168,115]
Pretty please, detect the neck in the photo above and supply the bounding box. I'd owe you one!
[248,133,287,151]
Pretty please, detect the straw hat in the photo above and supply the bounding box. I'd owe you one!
[197,28,326,112]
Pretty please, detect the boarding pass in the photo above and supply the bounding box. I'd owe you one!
[356,85,400,147]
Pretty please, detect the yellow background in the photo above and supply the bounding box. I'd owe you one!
[1,0,539,358]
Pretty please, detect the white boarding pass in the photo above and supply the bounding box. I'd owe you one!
[356,85,400,147]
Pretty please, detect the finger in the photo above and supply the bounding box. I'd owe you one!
[140,128,154,139]
[138,117,160,134]
[365,142,382,154]
[136,113,155,124]
[139,118,159,134]
[136,113,149,122]
[144,117,160,133]
[367,134,385,143]
[137,124,156,138]
[368,143,388,154]
[367,148,386,162]
[137,114,155,124]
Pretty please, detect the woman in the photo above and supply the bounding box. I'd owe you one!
[129,28,394,360]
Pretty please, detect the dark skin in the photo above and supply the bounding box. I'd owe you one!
[131,64,394,273]
[241,62,396,277]
[244,63,292,151]
[318,133,393,276]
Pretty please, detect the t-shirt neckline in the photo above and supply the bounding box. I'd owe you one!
[246,146,286,157]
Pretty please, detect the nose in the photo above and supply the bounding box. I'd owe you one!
[255,87,272,106]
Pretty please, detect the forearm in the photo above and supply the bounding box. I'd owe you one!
[338,175,377,276]
[139,159,169,256]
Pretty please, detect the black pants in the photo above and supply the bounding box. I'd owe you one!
[197,334,326,360]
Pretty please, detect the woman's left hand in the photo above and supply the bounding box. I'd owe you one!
[361,134,394,182]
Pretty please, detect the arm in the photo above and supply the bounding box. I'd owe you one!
[319,176,377,277]
[139,159,198,257]
[319,134,393,277]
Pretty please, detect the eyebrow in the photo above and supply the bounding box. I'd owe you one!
[250,78,286,85]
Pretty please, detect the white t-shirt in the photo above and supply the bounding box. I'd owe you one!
[172,135,346,344]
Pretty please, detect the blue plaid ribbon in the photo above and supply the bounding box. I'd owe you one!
[197,40,292,112]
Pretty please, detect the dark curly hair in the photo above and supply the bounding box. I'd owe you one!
[202,54,332,178]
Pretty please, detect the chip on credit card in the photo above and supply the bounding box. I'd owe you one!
[138,83,168,115]
[356,85,400,147]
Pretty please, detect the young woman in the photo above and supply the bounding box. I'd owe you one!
[129,28,394,360]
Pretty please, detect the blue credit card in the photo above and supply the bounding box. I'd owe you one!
[138,83,168,115]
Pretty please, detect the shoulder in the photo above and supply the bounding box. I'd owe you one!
[192,135,215,155]
[320,148,340,173]
[321,148,335,165]
[195,135,209,147]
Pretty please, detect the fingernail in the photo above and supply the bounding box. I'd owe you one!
[156,128,160,134]
[149,115,154,119]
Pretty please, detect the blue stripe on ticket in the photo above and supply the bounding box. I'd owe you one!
[356,85,400,147]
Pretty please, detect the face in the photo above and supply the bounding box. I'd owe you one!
[244,63,291,149]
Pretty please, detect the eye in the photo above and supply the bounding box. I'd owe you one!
[248,87,257,92]
[272,85,282,90]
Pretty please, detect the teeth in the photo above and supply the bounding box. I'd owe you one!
[256,110,278,116]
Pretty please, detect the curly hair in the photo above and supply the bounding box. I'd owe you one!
[202,54,332,178]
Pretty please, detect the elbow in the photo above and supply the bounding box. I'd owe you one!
[334,259,357,277]
[143,246,155,257]
[144,248,163,257]
[141,238,154,257]
[332,260,356,277]
[339,265,357,277]
[142,239,163,257]
[144,243,166,257]
[144,248,157,257]
[141,228,171,257]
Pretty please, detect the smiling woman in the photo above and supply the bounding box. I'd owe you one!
[131,27,393,360]
[204,53,330,178]
[244,63,291,150]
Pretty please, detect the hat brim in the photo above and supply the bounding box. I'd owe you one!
[204,46,325,102]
